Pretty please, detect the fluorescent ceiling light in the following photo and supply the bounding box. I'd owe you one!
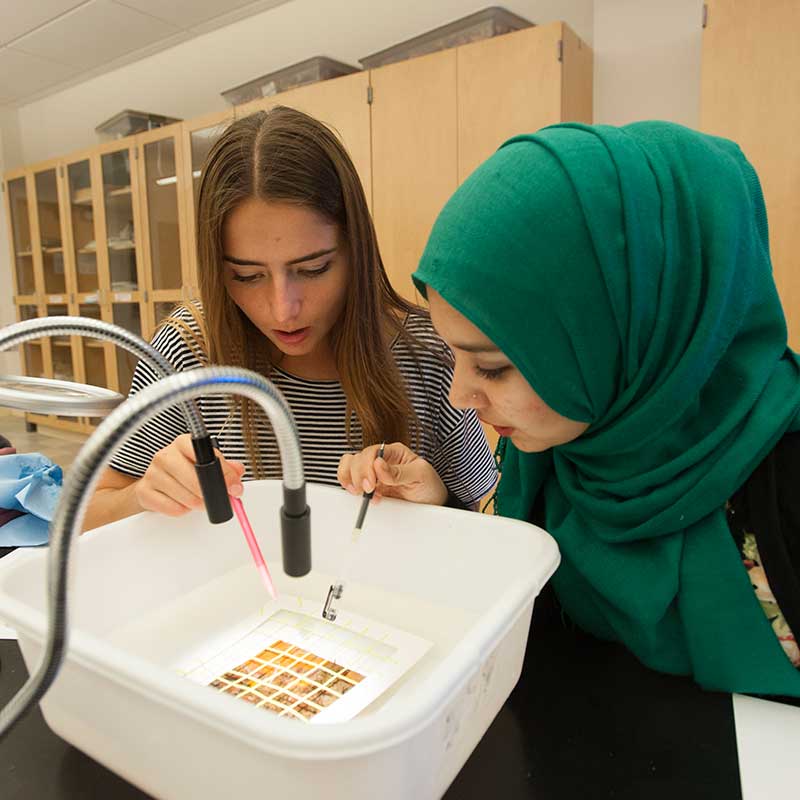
[155,170,201,187]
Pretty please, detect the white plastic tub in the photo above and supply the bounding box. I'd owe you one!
[0,480,559,799]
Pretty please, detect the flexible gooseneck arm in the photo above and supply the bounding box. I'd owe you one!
[0,316,233,522]
[0,365,310,741]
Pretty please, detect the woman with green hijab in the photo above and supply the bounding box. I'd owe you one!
[339,121,800,697]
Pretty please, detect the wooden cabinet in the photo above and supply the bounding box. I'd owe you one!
[701,0,800,347]
[458,22,592,179]
[371,22,593,301]
[2,21,592,434]
[235,70,373,210]
[371,48,459,301]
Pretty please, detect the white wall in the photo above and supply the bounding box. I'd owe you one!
[593,0,704,128]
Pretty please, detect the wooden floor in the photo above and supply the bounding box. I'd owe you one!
[0,410,88,473]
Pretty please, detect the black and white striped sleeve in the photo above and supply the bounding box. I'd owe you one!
[108,315,200,478]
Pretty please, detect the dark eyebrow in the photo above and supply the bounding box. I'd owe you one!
[451,342,501,354]
[222,248,337,267]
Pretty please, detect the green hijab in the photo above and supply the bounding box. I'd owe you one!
[414,121,800,695]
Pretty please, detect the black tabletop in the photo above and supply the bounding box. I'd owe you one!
[1,580,754,800]
[446,608,742,799]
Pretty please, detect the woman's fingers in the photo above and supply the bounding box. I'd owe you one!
[142,434,247,512]
[219,457,245,496]
[359,444,385,492]
[175,434,245,495]
[337,443,448,506]
[148,446,203,503]
[376,453,448,505]
[374,456,406,486]
[337,452,358,494]
[139,455,203,509]
[337,444,389,494]
[135,477,198,516]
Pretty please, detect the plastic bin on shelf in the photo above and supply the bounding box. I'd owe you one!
[0,480,559,799]
[221,57,360,106]
[359,6,533,70]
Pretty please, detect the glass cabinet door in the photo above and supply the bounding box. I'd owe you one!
[34,168,67,296]
[17,304,45,378]
[153,301,178,329]
[77,302,109,388]
[101,149,139,293]
[112,301,142,395]
[45,300,84,429]
[142,136,183,292]
[66,158,101,295]
[46,301,76,382]
[77,301,112,428]
[189,119,230,220]
[183,114,233,295]
[7,177,37,296]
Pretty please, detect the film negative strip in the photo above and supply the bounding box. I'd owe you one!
[208,640,365,720]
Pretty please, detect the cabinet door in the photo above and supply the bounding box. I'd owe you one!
[137,124,189,338]
[15,302,46,378]
[458,22,567,181]
[62,152,116,415]
[45,299,74,381]
[701,0,800,347]
[33,164,71,298]
[76,298,113,428]
[34,163,83,430]
[182,110,235,297]
[64,155,102,297]
[371,49,459,300]
[237,72,373,212]
[110,299,143,395]
[4,173,38,300]
[45,296,86,430]
[97,143,144,295]
[153,300,181,332]
[96,142,147,391]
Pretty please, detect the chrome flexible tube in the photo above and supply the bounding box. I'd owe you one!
[0,316,207,436]
[0,365,306,741]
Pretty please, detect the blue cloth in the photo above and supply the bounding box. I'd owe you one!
[0,453,63,546]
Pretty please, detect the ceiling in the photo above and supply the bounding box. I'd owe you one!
[0,0,293,106]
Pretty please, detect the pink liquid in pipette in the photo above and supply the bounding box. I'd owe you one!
[229,496,277,599]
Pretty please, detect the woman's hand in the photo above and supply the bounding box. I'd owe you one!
[134,433,245,517]
[337,442,448,506]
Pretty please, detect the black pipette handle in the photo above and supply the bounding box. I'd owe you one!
[192,435,233,524]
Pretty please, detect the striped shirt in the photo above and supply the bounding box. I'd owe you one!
[110,306,498,505]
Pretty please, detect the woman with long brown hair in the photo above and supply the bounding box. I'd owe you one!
[83,106,496,529]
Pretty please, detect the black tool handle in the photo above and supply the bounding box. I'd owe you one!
[192,435,233,524]
[282,484,311,576]
[355,441,386,528]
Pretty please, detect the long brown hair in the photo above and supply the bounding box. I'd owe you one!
[183,106,423,477]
